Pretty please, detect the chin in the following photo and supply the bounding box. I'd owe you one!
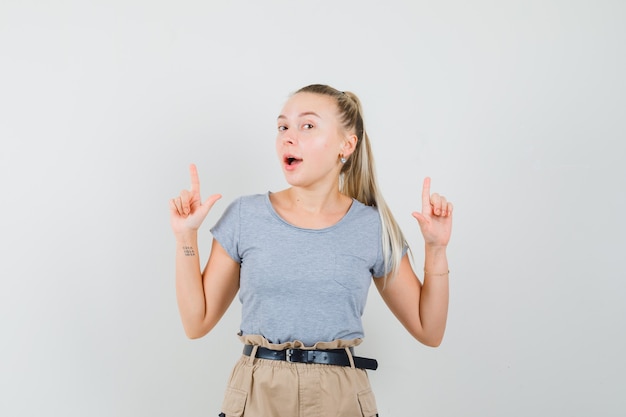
[284,178,304,187]
[282,174,309,188]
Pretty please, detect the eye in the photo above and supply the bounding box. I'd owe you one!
[277,125,287,131]
[303,123,314,129]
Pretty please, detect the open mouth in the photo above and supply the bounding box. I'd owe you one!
[284,155,303,166]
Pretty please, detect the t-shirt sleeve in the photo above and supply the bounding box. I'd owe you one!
[371,243,409,278]
[371,212,409,278]
[210,197,242,263]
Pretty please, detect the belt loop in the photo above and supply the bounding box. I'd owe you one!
[247,345,259,366]
[344,347,356,369]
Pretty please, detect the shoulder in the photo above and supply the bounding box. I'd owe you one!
[223,193,266,209]
[214,193,266,222]
[349,199,381,223]
[233,193,267,212]
[339,199,382,237]
[217,193,273,226]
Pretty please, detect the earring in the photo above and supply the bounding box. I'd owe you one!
[340,156,347,164]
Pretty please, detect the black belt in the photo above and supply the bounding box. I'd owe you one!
[242,345,378,370]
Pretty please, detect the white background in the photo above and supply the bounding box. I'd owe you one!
[1,1,625,416]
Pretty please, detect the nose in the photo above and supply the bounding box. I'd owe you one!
[280,132,296,145]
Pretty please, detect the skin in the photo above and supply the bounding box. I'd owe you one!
[170,92,453,346]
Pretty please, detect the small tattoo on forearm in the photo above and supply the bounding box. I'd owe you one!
[182,246,195,256]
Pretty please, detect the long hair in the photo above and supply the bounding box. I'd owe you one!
[295,84,408,284]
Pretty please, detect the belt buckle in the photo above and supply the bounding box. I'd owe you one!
[285,348,295,363]
[285,348,309,363]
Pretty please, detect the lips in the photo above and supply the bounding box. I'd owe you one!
[283,154,303,170]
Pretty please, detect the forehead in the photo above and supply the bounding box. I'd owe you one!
[279,92,339,118]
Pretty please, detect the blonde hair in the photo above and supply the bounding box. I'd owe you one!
[295,84,408,284]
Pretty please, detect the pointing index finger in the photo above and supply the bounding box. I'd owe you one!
[422,177,431,212]
[189,163,201,193]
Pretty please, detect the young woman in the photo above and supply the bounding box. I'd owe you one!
[169,84,453,417]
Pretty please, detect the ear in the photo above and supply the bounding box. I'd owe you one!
[341,133,358,158]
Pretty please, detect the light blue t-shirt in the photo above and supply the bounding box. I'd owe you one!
[210,193,390,346]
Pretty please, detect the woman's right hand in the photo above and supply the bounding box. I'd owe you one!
[169,164,221,237]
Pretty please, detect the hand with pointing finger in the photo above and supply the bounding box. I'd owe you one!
[169,164,221,237]
[412,177,453,248]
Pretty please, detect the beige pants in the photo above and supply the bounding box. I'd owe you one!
[220,335,379,417]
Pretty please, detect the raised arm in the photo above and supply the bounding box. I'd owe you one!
[169,164,240,339]
[375,177,452,347]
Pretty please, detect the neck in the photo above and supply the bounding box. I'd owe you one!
[270,179,354,230]
[285,183,345,214]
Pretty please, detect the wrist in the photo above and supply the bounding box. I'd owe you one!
[425,243,447,254]
[423,269,449,277]
[175,230,199,245]
[424,244,448,275]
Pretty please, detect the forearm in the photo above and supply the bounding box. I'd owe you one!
[419,245,449,346]
[174,231,207,336]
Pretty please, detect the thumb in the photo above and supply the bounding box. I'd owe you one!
[188,194,222,227]
[200,193,222,213]
[412,211,428,227]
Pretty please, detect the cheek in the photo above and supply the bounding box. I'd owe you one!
[312,134,339,153]
[307,141,333,161]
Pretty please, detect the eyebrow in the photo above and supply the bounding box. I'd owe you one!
[277,111,321,120]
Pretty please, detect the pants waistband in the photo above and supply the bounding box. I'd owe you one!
[242,345,378,370]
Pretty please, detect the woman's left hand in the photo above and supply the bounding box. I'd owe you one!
[412,177,453,248]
